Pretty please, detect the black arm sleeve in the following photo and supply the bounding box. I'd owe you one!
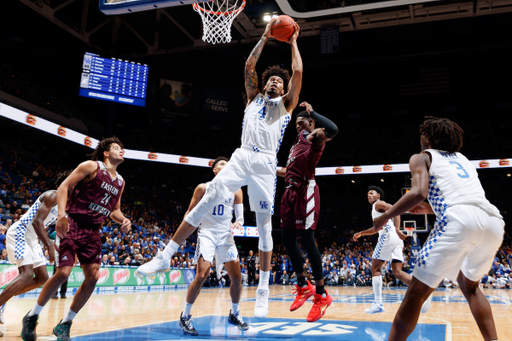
[310,111,339,138]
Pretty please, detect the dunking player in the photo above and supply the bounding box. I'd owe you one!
[178,157,248,335]
[353,186,411,314]
[373,117,505,341]
[0,172,69,336]
[138,18,303,318]
[277,102,338,322]
[21,137,130,341]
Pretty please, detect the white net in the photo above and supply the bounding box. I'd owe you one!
[193,0,246,44]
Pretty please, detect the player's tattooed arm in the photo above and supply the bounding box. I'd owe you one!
[245,21,275,104]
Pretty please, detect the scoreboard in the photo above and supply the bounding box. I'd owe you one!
[79,52,148,107]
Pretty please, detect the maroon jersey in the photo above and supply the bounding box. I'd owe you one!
[284,130,325,187]
[66,161,124,225]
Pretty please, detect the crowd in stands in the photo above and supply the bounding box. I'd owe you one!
[0,132,510,291]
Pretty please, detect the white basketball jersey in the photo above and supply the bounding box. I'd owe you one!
[372,201,396,237]
[425,149,502,219]
[13,191,58,241]
[241,93,291,154]
[199,182,235,233]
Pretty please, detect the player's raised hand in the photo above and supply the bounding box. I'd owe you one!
[263,18,277,39]
[231,222,243,235]
[409,201,433,215]
[121,218,131,233]
[287,22,300,44]
[299,101,313,113]
[56,216,69,238]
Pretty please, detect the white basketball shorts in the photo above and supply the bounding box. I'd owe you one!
[372,231,404,263]
[210,147,277,214]
[6,222,47,269]
[413,205,505,288]
[193,228,239,265]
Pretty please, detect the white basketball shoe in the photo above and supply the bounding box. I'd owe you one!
[421,292,434,313]
[365,302,385,314]
[254,288,269,318]
[136,251,170,276]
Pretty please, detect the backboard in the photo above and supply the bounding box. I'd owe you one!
[99,0,200,15]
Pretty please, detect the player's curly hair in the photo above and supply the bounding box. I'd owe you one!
[212,156,229,169]
[54,170,72,188]
[90,136,124,162]
[419,116,464,152]
[368,186,384,199]
[261,65,291,93]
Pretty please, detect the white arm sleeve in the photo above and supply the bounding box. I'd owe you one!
[234,204,244,225]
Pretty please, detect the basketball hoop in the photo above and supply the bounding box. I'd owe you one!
[405,227,415,237]
[193,0,246,44]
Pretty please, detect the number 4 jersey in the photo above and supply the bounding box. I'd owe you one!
[423,149,502,219]
[66,161,124,224]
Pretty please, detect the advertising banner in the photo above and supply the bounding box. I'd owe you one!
[0,264,194,289]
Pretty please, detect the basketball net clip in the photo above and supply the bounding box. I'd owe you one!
[193,0,246,44]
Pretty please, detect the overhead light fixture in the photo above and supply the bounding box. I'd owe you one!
[507,174,511,177]
[380,179,385,182]
[351,180,355,183]
[263,13,279,22]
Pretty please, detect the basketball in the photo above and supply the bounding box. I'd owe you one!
[271,15,296,42]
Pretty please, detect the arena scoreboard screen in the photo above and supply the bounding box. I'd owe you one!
[79,52,148,107]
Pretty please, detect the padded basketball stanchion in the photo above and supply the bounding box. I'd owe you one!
[193,0,246,44]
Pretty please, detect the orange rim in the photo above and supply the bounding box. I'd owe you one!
[193,0,246,16]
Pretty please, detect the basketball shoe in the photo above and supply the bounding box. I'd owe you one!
[53,320,72,341]
[179,312,198,336]
[254,288,269,318]
[228,310,249,331]
[136,251,170,276]
[365,302,385,314]
[307,291,332,322]
[290,281,315,311]
[21,312,38,341]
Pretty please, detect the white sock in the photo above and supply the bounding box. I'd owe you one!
[183,301,193,316]
[162,240,180,260]
[258,271,270,289]
[29,303,44,317]
[61,309,77,323]
[231,303,239,314]
[372,276,383,305]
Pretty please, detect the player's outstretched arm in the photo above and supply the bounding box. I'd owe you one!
[373,153,430,230]
[110,183,131,233]
[353,226,379,241]
[183,184,207,220]
[283,23,302,113]
[301,102,338,145]
[55,160,97,237]
[32,191,57,263]
[244,18,276,105]
[409,201,434,215]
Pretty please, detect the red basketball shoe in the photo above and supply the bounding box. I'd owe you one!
[290,280,315,311]
[307,291,333,322]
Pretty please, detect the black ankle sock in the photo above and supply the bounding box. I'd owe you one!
[316,285,325,295]
[298,276,307,287]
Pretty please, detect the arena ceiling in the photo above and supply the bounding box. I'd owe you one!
[19,0,512,57]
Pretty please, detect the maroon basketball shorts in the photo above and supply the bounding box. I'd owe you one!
[56,216,102,267]
[280,180,320,230]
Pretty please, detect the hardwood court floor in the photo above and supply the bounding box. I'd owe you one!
[2,285,511,340]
